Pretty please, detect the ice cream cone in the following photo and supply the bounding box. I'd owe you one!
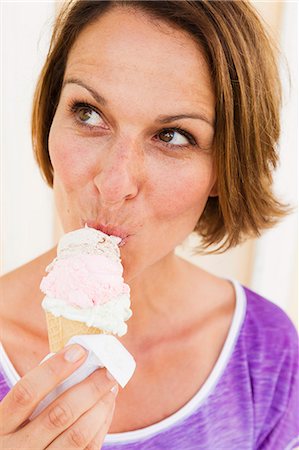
[41,227,131,351]
[45,311,107,353]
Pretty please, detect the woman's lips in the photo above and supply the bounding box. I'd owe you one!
[84,220,131,246]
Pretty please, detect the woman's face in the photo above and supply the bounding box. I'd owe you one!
[49,7,216,281]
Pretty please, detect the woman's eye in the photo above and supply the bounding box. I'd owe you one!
[157,129,195,148]
[76,107,102,126]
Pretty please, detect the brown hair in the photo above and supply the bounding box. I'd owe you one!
[31,0,289,253]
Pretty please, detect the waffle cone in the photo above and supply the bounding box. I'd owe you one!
[45,311,106,353]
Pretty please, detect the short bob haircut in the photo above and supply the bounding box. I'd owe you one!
[32,0,289,253]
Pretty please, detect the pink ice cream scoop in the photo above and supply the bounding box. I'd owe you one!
[40,254,130,308]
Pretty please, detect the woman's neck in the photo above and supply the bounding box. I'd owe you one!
[120,253,211,350]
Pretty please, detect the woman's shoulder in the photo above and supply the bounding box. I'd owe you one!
[235,284,298,391]
[0,258,39,322]
[0,264,26,323]
[0,248,56,315]
[234,285,299,448]
[240,284,298,349]
[0,250,55,376]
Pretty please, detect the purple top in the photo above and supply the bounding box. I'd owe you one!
[1,283,298,449]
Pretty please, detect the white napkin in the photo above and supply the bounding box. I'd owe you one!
[30,334,136,420]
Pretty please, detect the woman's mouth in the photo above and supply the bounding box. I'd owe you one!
[84,220,131,246]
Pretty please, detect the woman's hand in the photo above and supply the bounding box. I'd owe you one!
[0,344,118,449]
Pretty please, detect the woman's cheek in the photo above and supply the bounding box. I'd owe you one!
[151,160,215,221]
[49,125,97,190]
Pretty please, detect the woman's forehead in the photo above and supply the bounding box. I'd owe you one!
[65,7,215,123]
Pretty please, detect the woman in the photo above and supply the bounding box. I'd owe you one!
[0,1,298,449]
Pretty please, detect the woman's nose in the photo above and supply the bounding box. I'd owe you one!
[93,143,141,207]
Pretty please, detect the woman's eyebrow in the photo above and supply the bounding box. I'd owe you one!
[62,77,214,128]
[157,113,214,128]
[63,77,107,106]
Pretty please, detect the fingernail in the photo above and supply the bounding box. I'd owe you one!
[64,345,87,363]
[106,369,116,381]
[110,384,119,396]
